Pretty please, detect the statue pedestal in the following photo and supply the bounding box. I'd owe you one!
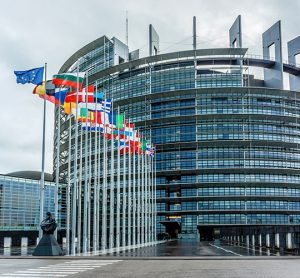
[32,234,64,256]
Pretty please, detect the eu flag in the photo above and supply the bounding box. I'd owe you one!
[14,67,44,85]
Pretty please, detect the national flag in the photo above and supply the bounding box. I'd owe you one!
[101,99,112,113]
[65,92,94,103]
[116,114,124,129]
[79,108,95,123]
[14,67,44,85]
[82,121,104,132]
[77,100,110,112]
[94,92,104,100]
[94,111,110,125]
[118,138,130,154]
[64,85,95,103]
[45,81,56,96]
[63,102,76,114]
[52,72,85,89]
[54,89,68,105]
[145,143,152,156]
[149,146,156,157]
[32,83,45,96]
[140,140,147,151]
[33,81,58,104]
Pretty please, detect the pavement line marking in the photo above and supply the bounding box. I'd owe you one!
[209,243,243,256]
[0,259,122,278]
[17,271,78,274]
[23,269,78,273]
[0,274,68,277]
[38,267,87,270]
[226,242,278,256]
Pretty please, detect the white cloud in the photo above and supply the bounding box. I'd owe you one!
[0,0,299,174]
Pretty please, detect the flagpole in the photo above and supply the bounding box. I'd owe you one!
[127,119,132,247]
[132,129,136,246]
[93,82,98,252]
[88,116,92,251]
[66,113,72,255]
[109,101,115,250]
[151,147,154,243]
[147,153,151,243]
[122,112,126,248]
[154,153,157,243]
[101,95,108,251]
[82,74,89,253]
[54,86,61,240]
[77,110,83,254]
[145,145,148,244]
[141,135,145,246]
[116,106,121,251]
[137,131,141,246]
[96,101,102,250]
[71,59,80,255]
[148,153,151,243]
[39,62,47,241]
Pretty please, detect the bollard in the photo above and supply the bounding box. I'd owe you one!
[62,237,66,248]
[252,235,255,247]
[21,237,28,247]
[266,234,270,248]
[4,237,11,248]
[246,235,249,247]
[275,233,280,248]
[286,233,292,249]
[259,234,262,247]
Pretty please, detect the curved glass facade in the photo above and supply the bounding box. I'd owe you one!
[56,36,300,238]
[0,175,59,231]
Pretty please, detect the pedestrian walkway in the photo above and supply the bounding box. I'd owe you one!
[0,259,121,277]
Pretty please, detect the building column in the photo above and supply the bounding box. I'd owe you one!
[286,233,292,249]
[266,234,270,248]
[275,233,280,248]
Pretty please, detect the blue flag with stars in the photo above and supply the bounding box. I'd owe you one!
[14,67,44,85]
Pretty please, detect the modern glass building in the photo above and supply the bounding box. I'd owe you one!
[55,16,300,239]
[0,172,63,245]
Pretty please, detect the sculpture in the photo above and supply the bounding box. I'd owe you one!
[41,212,57,234]
[32,212,64,256]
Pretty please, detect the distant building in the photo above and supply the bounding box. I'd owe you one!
[0,172,64,246]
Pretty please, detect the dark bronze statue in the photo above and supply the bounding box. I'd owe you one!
[41,212,57,234]
[33,211,64,256]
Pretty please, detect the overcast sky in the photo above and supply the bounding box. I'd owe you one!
[1,0,300,175]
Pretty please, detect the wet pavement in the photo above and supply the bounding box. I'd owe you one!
[1,239,299,257]
[103,239,299,257]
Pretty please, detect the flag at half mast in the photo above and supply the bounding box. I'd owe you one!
[52,72,85,89]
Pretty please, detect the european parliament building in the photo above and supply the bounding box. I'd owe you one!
[55,16,300,243]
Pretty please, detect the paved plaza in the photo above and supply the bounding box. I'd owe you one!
[0,240,300,277]
[0,258,300,278]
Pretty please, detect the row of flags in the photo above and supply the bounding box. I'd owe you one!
[14,66,155,157]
